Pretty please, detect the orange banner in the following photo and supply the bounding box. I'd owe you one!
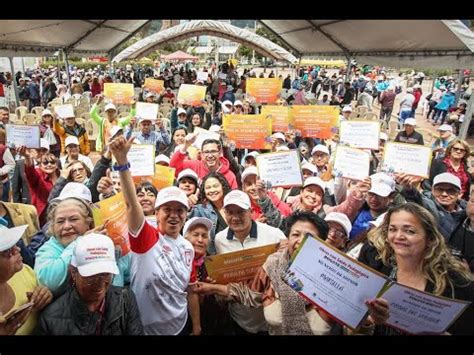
[246,78,281,104]
[205,243,280,284]
[177,84,207,107]
[261,105,293,133]
[223,114,272,149]
[291,105,339,139]
[92,192,130,256]
[104,83,134,104]
[133,165,176,190]
[144,78,165,94]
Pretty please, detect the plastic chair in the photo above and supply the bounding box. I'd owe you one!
[75,117,86,127]
[9,113,18,122]
[80,112,91,121]
[15,106,29,120]
[31,106,44,120]
[118,105,130,114]
[362,112,378,121]
[23,113,38,125]
[86,119,99,141]
[118,112,130,118]
[355,106,369,117]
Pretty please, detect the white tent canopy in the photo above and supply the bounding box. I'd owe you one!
[0,20,150,57]
[260,20,474,69]
[112,20,298,64]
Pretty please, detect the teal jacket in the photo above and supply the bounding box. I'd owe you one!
[34,237,131,296]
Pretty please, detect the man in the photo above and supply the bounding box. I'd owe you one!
[311,144,331,177]
[394,118,424,145]
[340,81,355,106]
[432,124,455,159]
[171,136,238,189]
[317,94,330,105]
[282,74,291,90]
[356,87,373,111]
[109,135,198,335]
[0,106,9,144]
[398,87,415,125]
[339,105,352,121]
[59,136,94,171]
[214,190,286,334]
[378,86,397,123]
[27,75,41,110]
[161,87,176,104]
[18,78,30,107]
[125,116,170,155]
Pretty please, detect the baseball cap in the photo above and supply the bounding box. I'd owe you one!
[301,162,317,175]
[155,186,189,210]
[369,212,387,228]
[41,109,53,117]
[109,126,124,139]
[272,132,286,142]
[438,124,453,132]
[155,154,170,165]
[311,144,330,156]
[0,225,28,252]
[52,182,92,203]
[65,136,79,147]
[40,138,50,151]
[222,100,233,107]
[368,182,393,197]
[234,100,243,107]
[145,92,155,99]
[406,87,413,93]
[379,132,388,141]
[325,212,352,237]
[224,190,251,210]
[244,151,260,161]
[241,166,258,183]
[177,108,187,116]
[183,217,213,236]
[177,169,199,184]
[342,106,352,113]
[303,176,325,190]
[104,103,116,112]
[71,234,119,277]
[276,146,290,152]
[370,172,396,191]
[404,118,416,126]
[433,172,461,190]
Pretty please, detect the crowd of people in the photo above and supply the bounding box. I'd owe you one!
[0,58,473,336]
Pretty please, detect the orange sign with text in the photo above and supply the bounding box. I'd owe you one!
[177,84,207,107]
[291,105,339,139]
[261,105,293,133]
[104,83,134,104]
[223,114,272,149]
[246,78,281,104]
[144,78,165,94]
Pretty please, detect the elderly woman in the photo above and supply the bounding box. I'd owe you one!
[34,198,130,297]
[0,225,53,335]
[194,211,389,335]
[48,161,92,202]
[36,234,143,335]
[358,202,474,335]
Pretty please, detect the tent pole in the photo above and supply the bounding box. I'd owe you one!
[9,57,20,108]
[63,49,72,91]
[458,91,474,140]
[345,56,352,82]
[454,69,464,106]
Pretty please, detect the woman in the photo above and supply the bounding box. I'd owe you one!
[177,169,199,208]
[36,233,143,335]
[48,161,92,202]
[359,203,474,335]
[194,211,388,335]
[34,198,130,297]
[20,146,59,226]
[39,109,61,158]
[429,139,471,200]
[324,212,352,252]
[160,126,188,157]
[189,113,203,133]
[189,172,231,255]
[90,77,101,98]
[0,225,53,335]
[136,181,157,217]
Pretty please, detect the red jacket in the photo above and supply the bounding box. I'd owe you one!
[413,89,422,109]
[170,150,238,189]
[250,191,292,220]
[24,165,55,224]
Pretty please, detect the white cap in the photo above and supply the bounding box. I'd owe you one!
[404,118,416,126]
[54,182,92,203]
[342,106,352,112]
[276,145,290,152]
[303,176,325,190]
[177,108,187,116]
[311,144,330,156]
[234,100,243,107]
[244,151,260,161]
[145,92,155,98]
[0,225,28,252]
[40,138,50,150]
[301,162,317,175]
[109,125,124,139]
[183,217,213,236]
[369,182,393,197]
[433,172,461,190]
[273,132,286,142]
[155,154,170,165]
[177,168,199,183]
[325,212,352,237]
[379,132,388,141]
[71,234,119,277]
[438,124,453,132]
[369,212,387,228]
[155,186,190,210]
[406,87,413,93]
[104,103,117,112]
[224,190,251,210]
[41,109,53,116]
[222,100,233,107]
[371,172,396,191]
[65,136,79,147]
[241,166,258,183]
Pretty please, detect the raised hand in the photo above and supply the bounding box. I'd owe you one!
[109,136,134,165]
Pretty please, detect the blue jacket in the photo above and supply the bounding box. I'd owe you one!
[435,92,455,111]
[189,203,219,255]
[221,91,235,104]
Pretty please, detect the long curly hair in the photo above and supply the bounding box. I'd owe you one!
[368,202,473,295]
[198,172,231,205]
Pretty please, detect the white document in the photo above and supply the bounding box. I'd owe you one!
[381,142,432,178]
[381,282,470,335]
[5,124,40,148]
[256,150,303,187]
[197,71,209,82]
[127,144,155,177]
[218,73,227,80]
[333,146,370,181]
[284,235,388,330]
[339,121,380,149]
[136,102,158,121]
[54,104,75,118]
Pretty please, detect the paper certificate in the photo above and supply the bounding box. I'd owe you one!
[132,165,176,190]
[246,78,281,104]
[144,78,164,93]
[5,124,40,148]
[54,104,75,119]
[261,105,293,133]
[177,84,207,106]
[381,282,470,335]
[223,114,272,149]
[256,150,303,187]
[92,192,130,256]
[339,121,380,150]
[333,146,371,181]
[381,142,432,178]
[205,243,280,284]
[291,105,339,139]
[128,144,155,177]
[284,235,389,330]
[197,71,209,82]
[136,102,158,121]
[104,83,134,104]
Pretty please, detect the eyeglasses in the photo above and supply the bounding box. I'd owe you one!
[202,150,220,155]
[452,147,466,153]
[433,186,460,196]
[42,160,57,166]
[328,228,347,239]
[0,246,20,258]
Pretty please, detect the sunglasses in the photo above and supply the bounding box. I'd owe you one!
[452,147,466,153]
[42,160,57,166]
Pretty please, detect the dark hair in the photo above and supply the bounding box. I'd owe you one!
[0,106,8,112]
[172,125,188,138]
[201,139,222,151]
[66,160,92,179]
[283,211,329,240]
[135,181,158,196]
[199,172,231,204]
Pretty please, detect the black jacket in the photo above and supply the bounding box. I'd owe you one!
[428,158,471,199]
[89,156,112,203]
[11,159,31,204]
[448,216,474,272]
[394,130,424,145]
[36,286,144,335]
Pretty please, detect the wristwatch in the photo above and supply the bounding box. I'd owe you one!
[112,162,131,172]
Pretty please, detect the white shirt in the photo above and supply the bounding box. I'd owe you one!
[60,154,93,172]
[400,93,415,110]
